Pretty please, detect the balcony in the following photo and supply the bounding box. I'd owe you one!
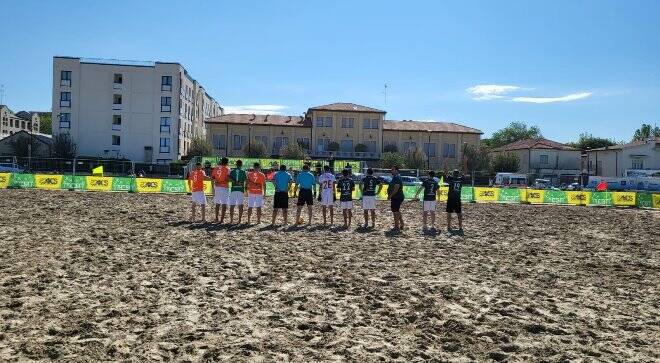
[312,150,381,159]
[60,80,71,87]
[112,103,123,111]
[113,83,122,90]
[112,124,121,131]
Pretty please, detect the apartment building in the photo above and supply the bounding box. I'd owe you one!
[0,105,41,138]
[584,137,659,177]
[52,56,222,163]
[205,102,482,168]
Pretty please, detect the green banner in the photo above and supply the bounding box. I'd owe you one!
[402,185,419,200]
[10,174,36,188]
[461,187,474,202]
[590,192,613,206]
[498,188,521,203]
[161,179,187,193]
[61,175,86,190]
[265,181,276,196]
[112,177,134,192]
[544,190,568,204]
[201,157,218,166]
[635,193,653,208]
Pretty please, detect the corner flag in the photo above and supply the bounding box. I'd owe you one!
[92,165,104,176]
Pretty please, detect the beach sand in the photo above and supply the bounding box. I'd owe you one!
[0,189,658,361]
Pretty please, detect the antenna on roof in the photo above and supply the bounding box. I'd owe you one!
[383,84,388,106]
[0,84,4,105]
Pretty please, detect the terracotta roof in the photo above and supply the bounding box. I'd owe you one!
[587,137,659,151]
[205,114,310,127]
[383,120,482,134]
[494,138,577,152]
[308,103,386,113]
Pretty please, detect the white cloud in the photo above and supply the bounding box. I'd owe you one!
[511,92,592,104]
[223,105,289,115]
[467,84,521,100]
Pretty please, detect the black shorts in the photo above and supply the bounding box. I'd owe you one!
[274,191,289,209]
[390,196,404,212]
[297,189,313,206]
[446,197,462,214]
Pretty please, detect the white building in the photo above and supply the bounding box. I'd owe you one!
[584,137,659,177]
[52,56,223,163]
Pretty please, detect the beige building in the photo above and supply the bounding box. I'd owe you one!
[52,56,222,163]
[206,102,481,168]
[0,106,41,138]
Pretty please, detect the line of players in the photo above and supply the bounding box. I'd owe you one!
[187,157,464,232]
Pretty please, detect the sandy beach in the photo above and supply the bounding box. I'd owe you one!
[0,189,658,361]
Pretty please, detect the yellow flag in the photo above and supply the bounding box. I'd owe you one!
[439,175,444,185]
[92,165,104,176]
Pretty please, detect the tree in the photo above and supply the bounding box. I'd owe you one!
[404,147,426,170]
[462,143,491,172]
[327,141,340,152]
[354,143,368,153]
[52,133,78,158]
[243,141,267,158]
[186,136,213,158]
[9,136,41,157]
[383,144,398,153]
[490,152,520,173]
[281,142,306,159]
[380,152,405,169]
[486,122,542,148]
[39,113,52,135]
[632,123,660,141]
[567,133,616,150]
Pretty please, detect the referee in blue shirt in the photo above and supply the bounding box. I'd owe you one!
[294,163,316,225]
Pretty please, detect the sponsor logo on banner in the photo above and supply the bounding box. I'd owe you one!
[652,194,660,209]
[35,174,63,190]
[437,187,449,202]
[136,178,163,193]
[613,192,636,206]
[86,176,113,191]
[0,173,10,188]
[184,180,213,194]
[566,191,590,206]
[474,187,499,202]
[525,189,545,204]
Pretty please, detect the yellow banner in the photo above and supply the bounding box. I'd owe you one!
[85,176,113,191]
[0,173,10,188]
[135,178,162,193]
[378,186,389,200]
[612,192,636,206]
[437,187,449,202]
[185,180,213,195]
[35,174,63,190]
[474,187,499,202]
[521,189,544,204]
[566,191,591,206]
[653,194,660,209]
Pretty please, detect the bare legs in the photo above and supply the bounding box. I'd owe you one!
[191,203,205,222]
[215,204,227,223]
[342,208,352,228]
[321,206,334,226]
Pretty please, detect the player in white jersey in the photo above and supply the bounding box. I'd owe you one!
[318,165,336,226]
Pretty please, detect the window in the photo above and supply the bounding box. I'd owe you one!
[113,73,123,84]
[341,117,354,128]
[21,121,26,129]
[364,140,377,153]
[59,113,71,128]
[161,76,172,91]
[424,143,437,157]
[340,139,353,152]
[632,161,643,169]
[255,135,268,147]
[212,134,226,149]
[274,137,289,153]
[540,154,549,164]
[112,115,121,130]
[443,143,456,158]
[161,97,171,112]
[403,142,417,153]
[233,134,247,150]
[60,71,71,86]
[370,119,379,129]
[316,116,333,127]
[160,117,171,133]
[60,92,71,107]
[363,118,379,129]
[113,94,122,105]
[296,138,310,150]
[160,138,171,153]
[316,138,331,152]
[112,135,121,146]
[9,119,13,127]
[156,159,172,164]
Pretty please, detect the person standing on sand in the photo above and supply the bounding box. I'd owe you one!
[387,166,405,230]
[211,157,230,223]
[294,163,316,225]
[338,168,355,229]
[228,160,247,224]
[246,162,267,224]
[318,165,336,226]
[271,165,293,226]
[443,162,464,233]
[188,162,209,222]
[359,168,381,228]
[415,170,440,231]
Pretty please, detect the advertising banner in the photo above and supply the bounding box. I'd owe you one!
[522,189,545,204]
[11,173,36,189]
[653,193,660,209]
[474,187,499,202]
[61,175,86,190]
[498,188,522,203]
[544,190,568,204]
[461,187,474,202]
[135,178,163,193]
[111,177,134,192]
[85,176,113,192]
[566,191,590,206]
[35,174,63,190]
[635,193,653,208]
[437,187,449,202]
[0,173,11,188]
[589,192,612,206]
[161,179,187,193]
[612,192,636,206]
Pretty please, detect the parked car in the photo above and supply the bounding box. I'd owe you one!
[375,175,422,186]
[495,173,528,188]
[534,178,552,189]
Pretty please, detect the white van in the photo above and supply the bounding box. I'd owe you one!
[495,173,528,188]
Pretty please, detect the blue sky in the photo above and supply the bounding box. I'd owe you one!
[1,0,658,142]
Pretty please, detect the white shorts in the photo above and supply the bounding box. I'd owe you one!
[191,191,206,205]
[229,191,244,206]
[340,201,353,210]
[362,195,377,210]
[423,200,437,212]
[321,189,334,206]
[213,187,229,205]
[247,194,264,208]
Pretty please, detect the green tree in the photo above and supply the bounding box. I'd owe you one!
[383,144,398,153]
[186,136,213,158]
[9,136,41,157]
[567,132,616,150]
[243,141,267,158]
[52,133,78,158]
[491,152,520,172]
[486,122,542,148]
[404,147,426,170]
[462,143,491,172]
[281,142,306,159]
[380,152,405,169]
[39,113,52,135]
[632,123,660,141]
